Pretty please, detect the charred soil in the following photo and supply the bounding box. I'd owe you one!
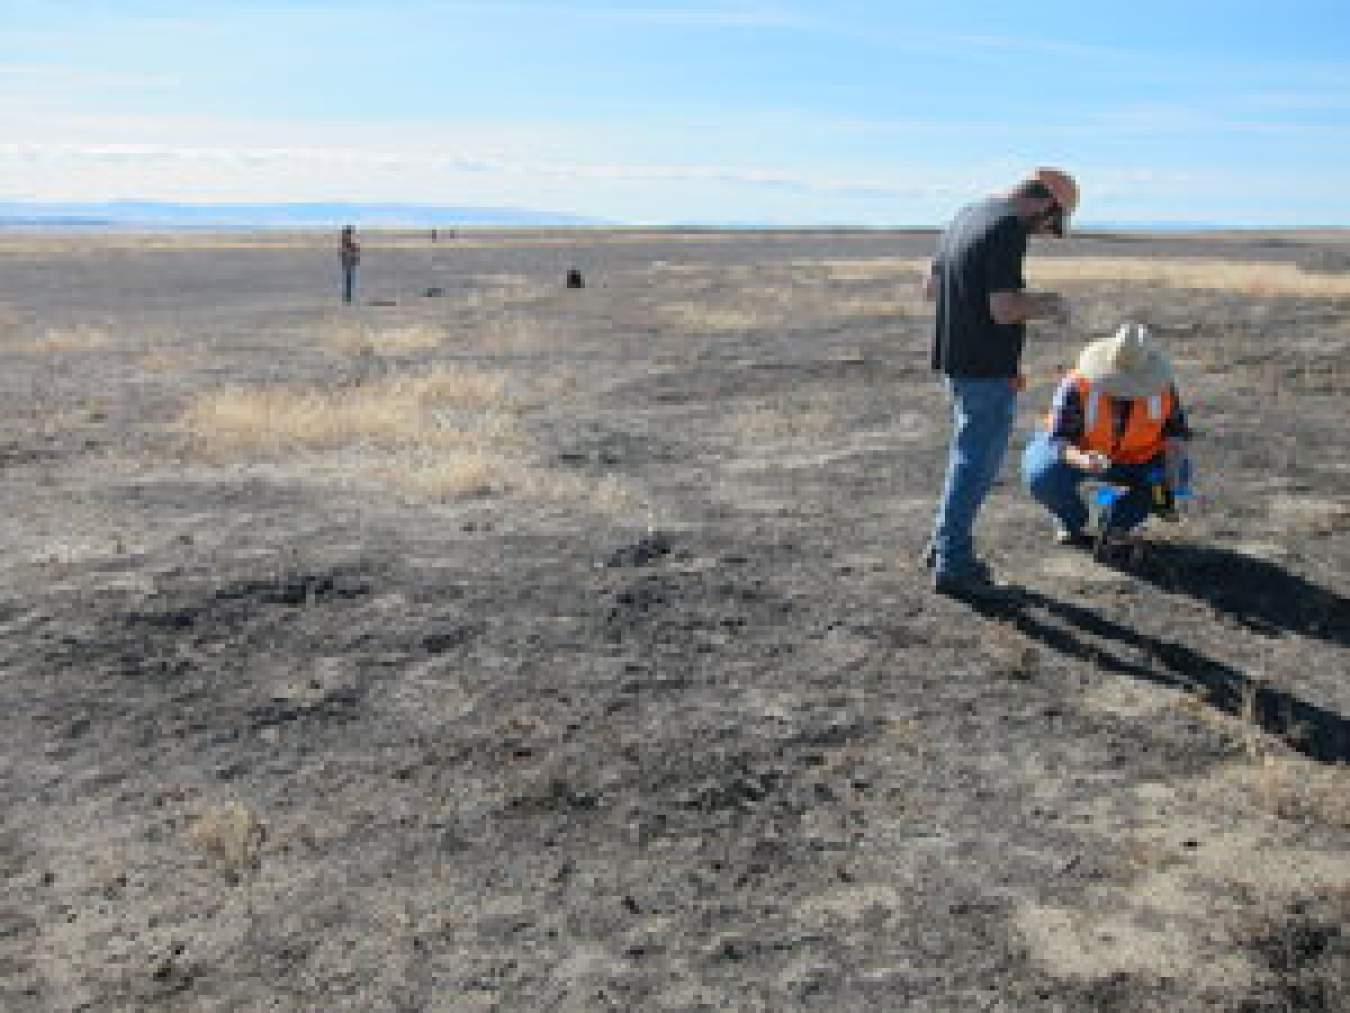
[1,229,1348,1011]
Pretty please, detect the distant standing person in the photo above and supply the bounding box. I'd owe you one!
[921,167,1079,599]
[339,225,361,304]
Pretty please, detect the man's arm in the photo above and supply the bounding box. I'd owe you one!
[983,216,1067,324]
[989,290,1070,326]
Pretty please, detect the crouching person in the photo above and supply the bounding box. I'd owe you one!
[1021,323,1191,546]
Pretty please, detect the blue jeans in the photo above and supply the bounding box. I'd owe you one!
[342,265,357,304]
[1021,431,1185,534]
[932,376,1018,578]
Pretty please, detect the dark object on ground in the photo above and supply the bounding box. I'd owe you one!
[605,532,673,568]
[566,268,585,289]
[368,298,397,307]
[423,287,444,298]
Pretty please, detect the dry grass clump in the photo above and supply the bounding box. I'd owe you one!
[21,326,111,354]
[660,303,773,333]
[984,620,1040,680]
[1186,676,1350,830]
[0,302,25,336]
[184,804,265,884]
[817,257,928,282]
[474,314,556,354]
[140,349,208,373]
[1252,756,1350,829]
[180,365,520,458]
[452,275,553,312]
[179,365,639,508]
[657,265,925,335]
[382,455,636,507]
[1029,258,1350,299]
[525,471,637,510]
[327,322,446,356]
[724,399,843,439]
[368,450,513,499]
[835,293,927,318]
[1268,495,1350,535]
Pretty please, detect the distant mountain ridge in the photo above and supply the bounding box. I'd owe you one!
[0,200,609,230]
[2,201,1329,233]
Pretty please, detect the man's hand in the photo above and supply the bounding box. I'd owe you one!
[1065,447,1109,473]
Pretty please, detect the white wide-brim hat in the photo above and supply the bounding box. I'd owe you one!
[1076,323,1172,399]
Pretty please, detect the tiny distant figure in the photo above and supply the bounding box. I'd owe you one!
[339,225,361,304]
[566,268,585,289]
[430,228,438,243]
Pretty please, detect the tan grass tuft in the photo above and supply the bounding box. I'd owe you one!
[1254,756,1350,829]
[184,804,265,883]
[180,366,519,457]
[724,400,842,439]
[22,326,111,354]
[1028,257,1350,299]
[179,365,634,510]
[373,451,518,500]
[657,260,927,334]
[328,322,445,356]
[0,303,25,335]
[660,303,770,333]
[519,471,640,510]
[475,315,555,353]
[372,454,638,507]
[817,257,928,281]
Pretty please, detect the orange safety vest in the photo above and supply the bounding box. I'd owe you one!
[1047,371,1174,465]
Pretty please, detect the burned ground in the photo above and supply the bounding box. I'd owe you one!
[1,229,1348,1011]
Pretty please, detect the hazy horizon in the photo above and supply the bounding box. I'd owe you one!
[3,197,1348,235]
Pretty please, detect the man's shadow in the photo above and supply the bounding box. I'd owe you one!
[969,551,1350,763]
[1099,538,1349,646]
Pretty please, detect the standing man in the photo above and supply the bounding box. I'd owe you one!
[922,167,1079,598]
[339,225,361,304]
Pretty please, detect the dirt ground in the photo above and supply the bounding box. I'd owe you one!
[1,228,1348,1011]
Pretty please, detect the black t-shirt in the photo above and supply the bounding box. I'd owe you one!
[930,197,1028,378]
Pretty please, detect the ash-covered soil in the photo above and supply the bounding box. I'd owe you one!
[1,229,1348,1011]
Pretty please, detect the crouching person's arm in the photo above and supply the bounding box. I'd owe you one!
[1163,437,1191,490]
[1162,385,1193,489]
[1047,376,1107,473]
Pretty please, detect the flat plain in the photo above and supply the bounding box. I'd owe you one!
[1,227,1348,1011]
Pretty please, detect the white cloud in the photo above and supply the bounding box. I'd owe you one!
[0,63,178,88]
[0,140,953,201]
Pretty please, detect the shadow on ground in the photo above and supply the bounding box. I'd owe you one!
[1108,540,1350,647]
[974,576,1350,764]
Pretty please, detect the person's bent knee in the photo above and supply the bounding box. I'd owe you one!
[1021,437,1062,490]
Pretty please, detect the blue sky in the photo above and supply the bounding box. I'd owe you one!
[2,1,1347,226]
